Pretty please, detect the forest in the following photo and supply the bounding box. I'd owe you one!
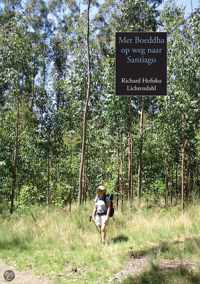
[0,0,200,283]
[0,0,200,213]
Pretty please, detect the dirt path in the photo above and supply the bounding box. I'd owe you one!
[109,239,200,283]
[109,256,200,283]
[108,255,149,283]
[0,260,53,284]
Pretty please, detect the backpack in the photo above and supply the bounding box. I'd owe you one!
[103,194,114,218]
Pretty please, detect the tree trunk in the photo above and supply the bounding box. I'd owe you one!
[69,186,72,213]
[196,163,199,198]
[47,131,51,205]
[181,113,189,211]
[181,139,189,211]
[117,169,119,209]
[170,166,173,206]
[127,97,133,203]
[181,141,185,211]
[83,163,88,203]
[120,132,124,210]
[137,96,144,201]
[165,162,169,207]
[175,162,178,204]
[185,150,189,202]
[189,168,194,201]
[117,131,120,209]
[78,0,91,205]
[10,91,20,214]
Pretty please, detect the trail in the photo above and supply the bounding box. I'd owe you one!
[109,255,149,283]
[109,256,199,283]
[109,238,200,283]
[0,260,53,284]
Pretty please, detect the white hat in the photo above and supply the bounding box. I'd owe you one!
[97,185,106,192]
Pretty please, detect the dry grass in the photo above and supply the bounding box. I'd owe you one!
[0,202,199,283]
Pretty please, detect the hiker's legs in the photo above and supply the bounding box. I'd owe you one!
[101,223,106,243]
[96,224,101,234]
[94,215,108,243]
[101,215,108,243]
[94,215,101,238]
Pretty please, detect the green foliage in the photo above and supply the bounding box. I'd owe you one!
[52,183,72,207]
[0,0,200,211]
[150,179,165,194]
[17,185,40,208]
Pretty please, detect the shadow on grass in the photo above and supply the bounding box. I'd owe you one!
[122,237,200,283]
[128,237,200,259]
[111,234,129,243]
[0,236,30,251]
[122,265,200,284]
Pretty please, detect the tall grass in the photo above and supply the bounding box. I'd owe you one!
[0,202,200,283]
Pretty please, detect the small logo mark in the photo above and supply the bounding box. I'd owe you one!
[3,270,15,282]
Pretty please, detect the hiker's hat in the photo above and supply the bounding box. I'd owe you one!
[96,185,106,192]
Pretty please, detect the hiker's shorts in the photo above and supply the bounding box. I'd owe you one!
[94,214,108,227]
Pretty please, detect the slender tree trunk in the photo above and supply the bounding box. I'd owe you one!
[83,163,87,203]
[196,163,199,198]
[165,162,169,207]
[181,126,186,211]
[78,0,91,205]
[117,168,119,209]
[47,131,51,205]
[10,92,20,214]
[69,186,72,213]
[170,166,173,206]
[181,141,185,211]
[181,114,189,211]
[127,97,133,203]
[120,157,124,210]
[131,136,134,200]
[117,131,120,209]
[198,164,200,199]
[137,96,144,201]
[189,169,194,201]
[120,132,124,210]
[175,162,178,203]
[185,150,189,202]
[30,58,36,111]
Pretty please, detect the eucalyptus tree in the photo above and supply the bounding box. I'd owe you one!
[0,14,41,212]
[102,0,164,203]
[157,2,200,208]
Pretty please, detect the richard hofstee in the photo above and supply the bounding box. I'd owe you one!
[121,77,162,84]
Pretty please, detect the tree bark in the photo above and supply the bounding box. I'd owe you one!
[10,90,20,214]
[175,162,178,204]
[137,96,144,201]
[78,0,91,205]
[170,166,173,206]
[165,162,169,207]
[181,141,185,211]
[120,132,124,210]
[116,130,120,209]
[127,97,133,202]
[189,168,194,201]
[83,163,88,203]
[47,131,51,205]
[181,113,189,211]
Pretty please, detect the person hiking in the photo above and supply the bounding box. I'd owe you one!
[92,185,111,244]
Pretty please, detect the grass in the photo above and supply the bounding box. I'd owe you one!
[0,202,200,283]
